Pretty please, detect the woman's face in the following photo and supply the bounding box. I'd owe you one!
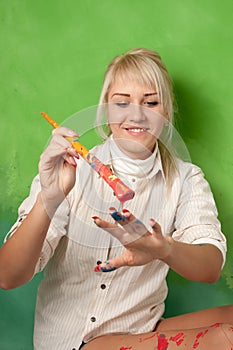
[107,77,166,159]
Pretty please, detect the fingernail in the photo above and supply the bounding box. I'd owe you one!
[122,209,130,218]
[109,207,117,212]
[72,129,80,137]
[92,216,100,226]
[149,218,157,229]
[69,157,77,168]
[94,265,101,272]
[68,130,79,137]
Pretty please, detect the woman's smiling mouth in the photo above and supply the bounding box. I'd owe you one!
[125,127,149,136]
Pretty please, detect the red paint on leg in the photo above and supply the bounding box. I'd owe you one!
[169,332,185,346]
[192,329,209,349]
[139,332,157,343]
[210,322,222,328]
[120,347,132,350]
[157,334,169,350]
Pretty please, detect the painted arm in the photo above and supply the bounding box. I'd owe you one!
[0,127,77,289]
[0,194,51,289]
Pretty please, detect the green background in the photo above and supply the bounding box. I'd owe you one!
[0,1,233,348]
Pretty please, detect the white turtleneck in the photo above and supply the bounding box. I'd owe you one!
[109,135,158,189]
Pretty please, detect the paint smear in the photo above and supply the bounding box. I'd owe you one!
[169,332,185,346]
[157,333,169,350]
[210,323,221,328]
[120,347,132,350]
[139,332,157,343]
[192,329,209,349]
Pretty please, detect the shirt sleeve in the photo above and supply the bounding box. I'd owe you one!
[4,174,70,273]
[172,163,227,267]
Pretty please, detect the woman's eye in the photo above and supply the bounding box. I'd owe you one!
[144,101,159,107]
[115,102,129,108]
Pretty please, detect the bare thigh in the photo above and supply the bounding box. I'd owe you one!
[157,305,233,331]
[85,323,233,350]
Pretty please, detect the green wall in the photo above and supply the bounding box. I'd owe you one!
[0,1,232,348]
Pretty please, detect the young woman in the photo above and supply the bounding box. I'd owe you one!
[0,48,232,349]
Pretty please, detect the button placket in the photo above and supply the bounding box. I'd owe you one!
[84,274,113,332]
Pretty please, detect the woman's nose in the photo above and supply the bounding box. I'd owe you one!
[128,104,146,123]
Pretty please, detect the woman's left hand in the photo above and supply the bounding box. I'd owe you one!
[93,208,173,272]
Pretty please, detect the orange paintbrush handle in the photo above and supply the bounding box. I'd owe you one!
[41,112,135,204]
[41,111,89,157]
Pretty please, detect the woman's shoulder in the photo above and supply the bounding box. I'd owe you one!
[175,157,205,180]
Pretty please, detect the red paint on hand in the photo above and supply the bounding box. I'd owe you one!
[94,265,101,272]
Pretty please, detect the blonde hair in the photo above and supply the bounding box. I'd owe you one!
[95,48,177,187]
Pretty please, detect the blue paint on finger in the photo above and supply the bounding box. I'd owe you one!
[110,211,129,222]
[100,266,117,272]
[111,211,123,221]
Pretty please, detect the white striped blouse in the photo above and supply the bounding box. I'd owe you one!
[7,138,226,350]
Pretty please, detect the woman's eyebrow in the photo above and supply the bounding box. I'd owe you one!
[144,92,157,97]
[111,92,157,98]
[111,93,130,98]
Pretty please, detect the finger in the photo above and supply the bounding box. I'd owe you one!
[92,216,125,242]
[109,207,131,223]
[64,156,77,168]
[52,128,80,158]
[94,253,128,273]
[41,136,79,169]
[92,216,120,230]
[52,126,79,138]
[149,218,163,236]
[109,208,148,237]
[41,137,70,164]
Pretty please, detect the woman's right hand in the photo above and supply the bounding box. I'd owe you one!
[39,127,79,217]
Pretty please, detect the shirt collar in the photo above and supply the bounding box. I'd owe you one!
[92,136,165,181]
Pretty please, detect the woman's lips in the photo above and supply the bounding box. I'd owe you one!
[125,127,148,136]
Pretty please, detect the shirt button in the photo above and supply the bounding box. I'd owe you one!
[132,178,136,182]
[90,316,96,322]
[101,284,106,289]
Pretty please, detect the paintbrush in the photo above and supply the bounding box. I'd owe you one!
[41,112,135,205]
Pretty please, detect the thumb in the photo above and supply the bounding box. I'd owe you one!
[94,253,127,273]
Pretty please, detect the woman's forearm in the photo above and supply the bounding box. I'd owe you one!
[0,193,51,289]
[162,239,223,283]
